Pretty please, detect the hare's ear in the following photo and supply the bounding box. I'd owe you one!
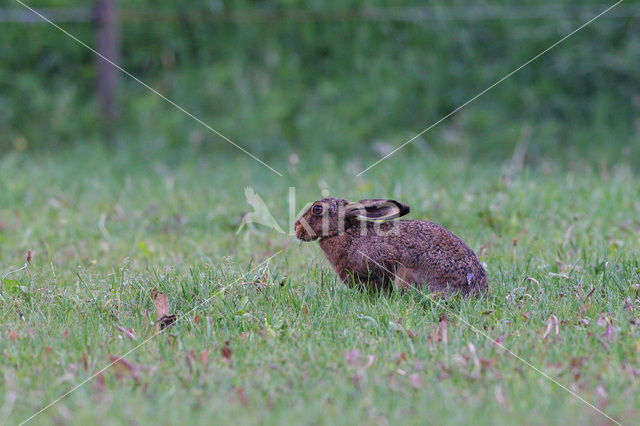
[345,199,410,221]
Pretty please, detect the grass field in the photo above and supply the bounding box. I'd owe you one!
[1,145,639,425]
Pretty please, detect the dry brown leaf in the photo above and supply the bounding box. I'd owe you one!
[603,325,616,342]
[236,387,249,406]
[221,341,232,359]
[155,293,170,319]
[467,342,481,378]
[116,326,136,340]
[543,315,559,340]
[439,317,448,345]
[494,385,508,407]
[525,276,541,292]
[583,287,596,302]
[93,372,105,392]
[625,298,634,313]
[154,292,176,332]
[109,356,140,382]
[365,354,376,368]
[80,355,89,370]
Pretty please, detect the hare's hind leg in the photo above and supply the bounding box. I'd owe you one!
[394,266,411,291]
[393,265,428,292]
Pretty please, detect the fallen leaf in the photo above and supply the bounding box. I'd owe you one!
[549,272,570,280]
[583,287,596,302]
[236,387,249,406]
[365,354,376,368]
[467,342,481,377]
[221,342,232,359]
[109,356,140,382]
[116,326,136,340]
[494,385,508,407]
[597,314,612,327]
[525,276,541,292]
[185,351,195,374]
[595,383,608,399]
[155,292,170,318]
[93,373,105,392]
[603,325,616,342]
[439,317,448,345]
[154,292,176,332]
[543,315,559,340]
[569,357,586,369]
[494,333,509,344]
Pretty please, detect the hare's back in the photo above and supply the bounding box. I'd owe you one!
[391,220,486,292]
[393,220,481,265]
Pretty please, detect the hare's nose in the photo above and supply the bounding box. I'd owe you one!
[294,221,310,240]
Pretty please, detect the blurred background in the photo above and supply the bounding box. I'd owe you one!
[1,0,639,168]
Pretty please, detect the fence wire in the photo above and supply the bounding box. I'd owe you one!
[2,4,640,24]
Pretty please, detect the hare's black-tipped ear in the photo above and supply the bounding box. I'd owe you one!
[345,199,410,221]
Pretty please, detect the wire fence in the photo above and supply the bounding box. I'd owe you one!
[2,4,640,24]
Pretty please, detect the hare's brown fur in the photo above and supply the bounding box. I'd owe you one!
[295,198,487,295]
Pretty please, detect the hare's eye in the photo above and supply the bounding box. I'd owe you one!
[312,205,323,215]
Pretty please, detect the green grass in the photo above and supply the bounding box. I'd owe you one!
[1,145,639,425]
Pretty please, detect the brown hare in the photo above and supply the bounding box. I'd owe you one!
[294,198,487,296]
